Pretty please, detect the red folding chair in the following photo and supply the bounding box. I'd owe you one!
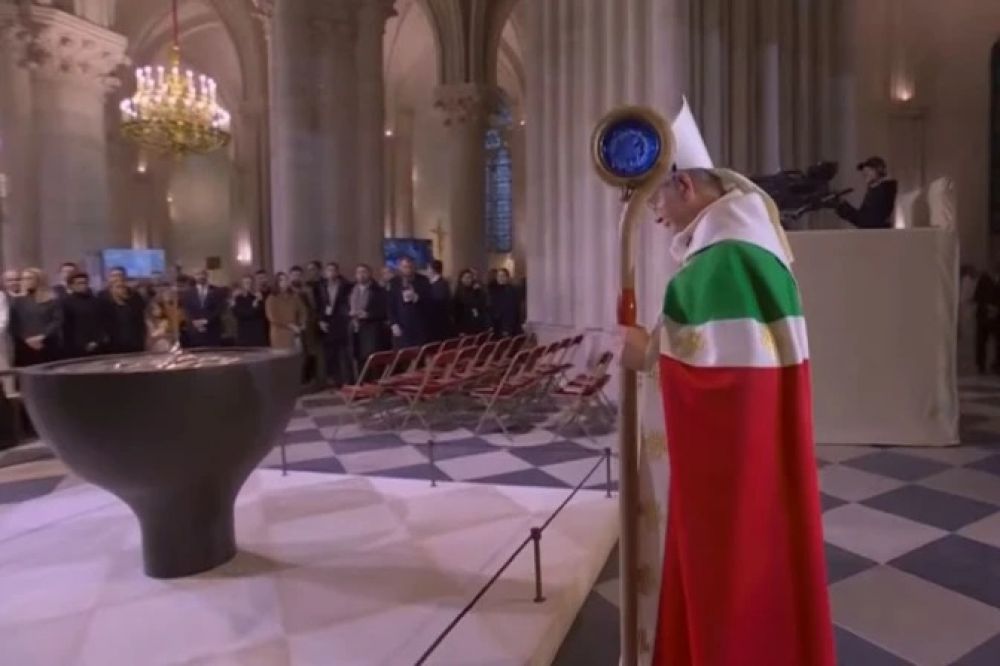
[381,341,441,389]
[470,346,546,437]
[391,350,463,431]
[327,350,398,440]
[454,341,499,383]
[551,351,616,440]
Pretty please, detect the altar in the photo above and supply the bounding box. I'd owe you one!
[789,228,960,446]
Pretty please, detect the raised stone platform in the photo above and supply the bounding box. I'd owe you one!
[0,469,618,665]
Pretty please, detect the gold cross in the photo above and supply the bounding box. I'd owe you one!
[429,219,448,255]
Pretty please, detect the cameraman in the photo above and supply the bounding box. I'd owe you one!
[835,156,897,229]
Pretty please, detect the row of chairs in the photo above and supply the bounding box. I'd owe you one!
[329,331,616,441]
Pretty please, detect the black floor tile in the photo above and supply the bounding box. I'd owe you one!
[952,632,1000,665]
[843,451,950,482]
[969,453,1000,476]
[891,535,1000,609]
[822,493,848,512]
[551,592,620,666]
[862,485,997,531]
[826,543,878,585]
[474,467,568,489]
[280,428,326,445]
[510,442,602,467]
[834,626,913,665]
[0,475,63,504]
[330,433,406,455]
[283,456,346,475]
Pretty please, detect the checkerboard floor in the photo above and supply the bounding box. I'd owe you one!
[555,375,1000,666]
[3,377,1000,665]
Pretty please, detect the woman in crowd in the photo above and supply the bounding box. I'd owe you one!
[232,274,269,347]
[11,268,63,366]
[0,276,12,397]
[104,279,147,354]
[146,287,183,352]
[265,272,306,350]
[488,268,523,338]
[453,269,490,335]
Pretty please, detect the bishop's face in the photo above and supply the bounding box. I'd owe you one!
[648,173,702,232]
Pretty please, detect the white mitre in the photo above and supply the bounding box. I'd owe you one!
[670,98,794,263]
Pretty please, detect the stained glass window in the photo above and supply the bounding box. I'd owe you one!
[485,105,513,253]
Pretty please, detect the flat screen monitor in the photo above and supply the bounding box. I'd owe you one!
[101,248,166,279]
[382,238,434,270]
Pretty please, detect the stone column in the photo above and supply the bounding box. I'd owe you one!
[7,6,125,275]
[250,0,274,270]
[433,83,493,275]
[0,9,37,270]
[757,0,782,173]
[355,0,396,269]
[316,2,359,263]
[390,108,416,238]
[269,0,325,270]
[524,0,685,332]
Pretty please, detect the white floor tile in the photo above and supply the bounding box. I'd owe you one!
[819,465,906,502]
[959,511,1000,549]
[0,559,110,626]
[336,445,426,475]
[919,467,1000,506]
[284,417,316,432]
[277,440,334,465]
[541,456,619,489]
[0,470,617,666]
[434,450,533,481]
[399,427,474,444]
[903,446,998,466]
[822,504,947,563]
[830,566,1000,666]
[814,445,879,463]
[482,429,558,448]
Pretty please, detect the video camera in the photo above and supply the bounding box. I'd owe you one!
[750,161,852,227]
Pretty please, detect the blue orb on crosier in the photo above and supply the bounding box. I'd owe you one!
[599,118,662,181]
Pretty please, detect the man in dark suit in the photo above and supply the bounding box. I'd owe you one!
[316,262,354,387]
[387,257,432,348]
[53,262,78,299]
[975,262,1000,374]
[349,264,390,370]
[61,272,106,357]
[488,268,523,338]
[181,269,226,347]
[835,156,898,229]
[426,260,454,341]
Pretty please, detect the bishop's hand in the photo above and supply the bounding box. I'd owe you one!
[618,325,650,372]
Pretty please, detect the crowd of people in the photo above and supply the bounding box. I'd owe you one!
[0,257,526,390]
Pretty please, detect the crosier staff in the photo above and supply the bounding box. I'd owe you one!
[591,108,673,666]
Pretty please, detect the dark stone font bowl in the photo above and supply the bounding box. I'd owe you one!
[18,348,300,578]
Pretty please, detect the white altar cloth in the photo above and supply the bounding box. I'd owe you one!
[789,228,959,446]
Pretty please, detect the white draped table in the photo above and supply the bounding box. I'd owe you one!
[789,228,959,446]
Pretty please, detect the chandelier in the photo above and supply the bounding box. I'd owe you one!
[119,0,231,156]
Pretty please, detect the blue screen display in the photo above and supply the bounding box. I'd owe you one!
[382,239,434,270]
[101,248,166,278]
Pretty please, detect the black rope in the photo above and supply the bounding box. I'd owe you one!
[539,453,608,532]
[413,449,613,664]
[413,534,533,666]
